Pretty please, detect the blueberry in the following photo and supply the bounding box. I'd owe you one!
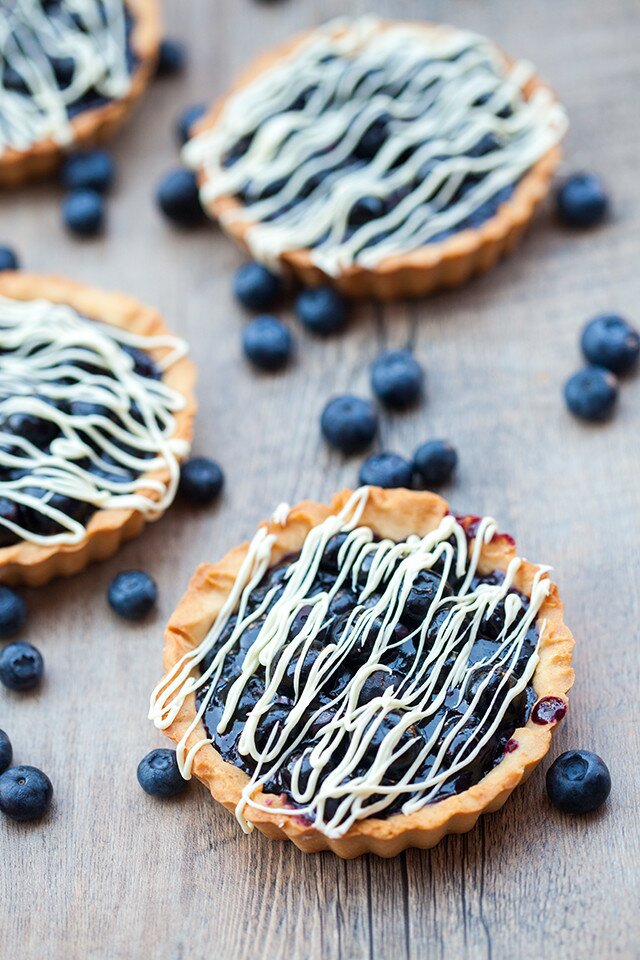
[321,395,378,454]
[354,116,388,159]
[0,765,53,822]
[371,349,424,409]
[0,729,12,774]
[176,103,207,145]
[580,314,639,375]
[156,38,187,77]
[233,262,283,310]
[137,748,188,798]
[0,642,43,692]
[155,169,205,227]
[348,195,386,226]
[62,188,104,236]
[404,572,450,624]
[564,366,618,421]
[0,245,19,271]
[556,173,609,228]
[413,439,458,486]
[546,750,611,814]
[242,316,293,371]
[0,585,27,639]
[60,150,115,193]
[295,286,348,336]
[179,457,224,505]
[108,570,157,620]
[358,453,413,489]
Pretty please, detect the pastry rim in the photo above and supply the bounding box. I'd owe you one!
[0,271,197,586]
[190,19,565,299]
[0,0,162,187]
[157,486,575,859]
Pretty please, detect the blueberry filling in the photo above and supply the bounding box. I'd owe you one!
[196,530,540,823]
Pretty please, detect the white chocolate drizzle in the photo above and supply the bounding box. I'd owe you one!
[0,0,133,154]
[150,488,551,840]
[186,16,567,275]
[0,295,190,545]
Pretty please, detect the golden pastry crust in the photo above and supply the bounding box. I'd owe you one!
[0,0,162,188]
[191,20,564,300]
[0,271,196,586]
[157,487,575,858]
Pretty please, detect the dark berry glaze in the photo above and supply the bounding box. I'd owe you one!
[197,531,541,822]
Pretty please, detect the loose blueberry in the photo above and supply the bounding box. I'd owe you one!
[371,349,424,409]
[321,396,378,454]
[580,314,639,375]
[0,642,43,692]
[564,366,618,421]
[62,188,104,236]
[107,570,157,620]
[137,748,188,798]
[0,729,12,774]
[60,150,115,193]
[155,169,205,227]
[0,765,53,822]
[413,440,458,486]
[295,286,348,336]
[179,457,224,505]
[556,173,609,228]
[358,453,413,489]
[233,262,283,311]
[0,585,27,639]
[176,103,207,145]
[546,750,611,814]
[156,38,187,77]
[242,316,293,371]
[0,245,19,271]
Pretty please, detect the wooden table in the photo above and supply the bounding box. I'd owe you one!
[2,1,639,957]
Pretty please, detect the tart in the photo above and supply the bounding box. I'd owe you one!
[0,272,196,586]
[184,16,568,299]
[0,0,161,187]
[150,486,574,858]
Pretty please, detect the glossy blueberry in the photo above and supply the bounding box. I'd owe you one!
[580,314,639,375]
[0,730,12,774]
[564,366,618,421]
[546,750,611,814]
[233,262,283,310]
[358,453,413,489]
[354,116,388,159]
[404,572,450,624]
[348,195,386,226]
[0,245,19,271]
[156,38,187,77]
[371,349,424,409]
[413,439,458,486]
[242,316,293,371]
[176,103,207,145]
[108,570,157,620]
[321,395,378,454]
[0,498,21,548]
[60,150,115,193]
[0,765,53,822]
[137,748,188,798]
[179,457,224,505]
[0,642,43,692]
[0,585,27,639]
[556,173,609,228]
[62,188,104,236]
[295,286,348,336]
[155,169,205,227]
[51,55,75,87]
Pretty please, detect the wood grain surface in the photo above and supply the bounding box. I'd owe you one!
[1,1,639,958]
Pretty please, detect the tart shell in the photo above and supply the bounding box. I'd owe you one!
[0,272,197,587]
[0,0,162,188]
[157,487,575,858]
[191,20,565,300]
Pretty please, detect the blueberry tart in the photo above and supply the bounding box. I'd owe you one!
[184,17,567,299]
[150,486,574,858]
[0,0,161,187]
[0,272,196,586]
